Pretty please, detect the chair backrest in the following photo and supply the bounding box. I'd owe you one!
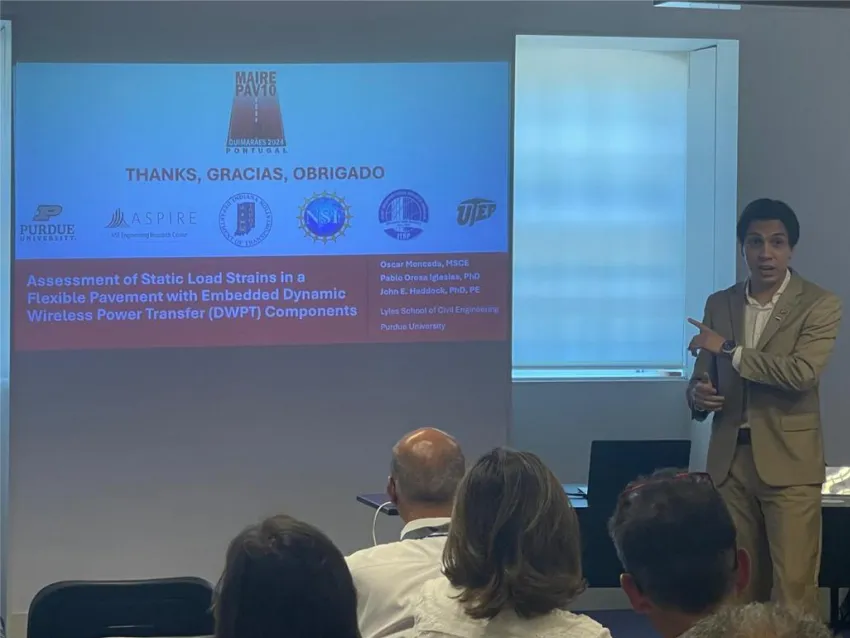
[27,577,214,638]
[586,439,692,515]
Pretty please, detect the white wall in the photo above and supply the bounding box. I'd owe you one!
[4,0,850,623]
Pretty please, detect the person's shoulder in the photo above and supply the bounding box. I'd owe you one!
[347,539,411,568]
[542,610,611,638]
[708,282,741,304]
[569,613,612,638]
[348,536,445,573]
[418,575,454,602]
[703,284,741,314]
[417,578,468,617]
[346,541,404,575]
[797,276,841,308]
[346,543,384,567]
[414,578,470,634]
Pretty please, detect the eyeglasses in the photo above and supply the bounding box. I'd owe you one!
[620,471,714,498]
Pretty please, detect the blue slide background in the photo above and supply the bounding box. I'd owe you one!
[15,62,510,260]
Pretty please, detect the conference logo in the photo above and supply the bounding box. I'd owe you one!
[18,205,76,242]
[219,193,273,248]
[457,198,497,227]
[105,209,197,241]
[226,70,287,155]
[378,189,429,241]
[298,192,352,244]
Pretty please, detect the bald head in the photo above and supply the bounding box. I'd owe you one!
[390,428,465,507]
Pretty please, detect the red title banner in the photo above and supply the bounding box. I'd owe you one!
[14,253,508,351]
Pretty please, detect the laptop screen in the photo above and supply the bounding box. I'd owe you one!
[823,467,850,495]
[586,440,692,510]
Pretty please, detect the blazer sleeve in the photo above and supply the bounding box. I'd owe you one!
[737,293,843,392]
[688,296,717,422]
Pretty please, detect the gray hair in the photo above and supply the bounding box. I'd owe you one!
[390,438,465,505]
[683,603,831,638]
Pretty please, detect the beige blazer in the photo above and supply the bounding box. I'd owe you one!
[691,273,842,487]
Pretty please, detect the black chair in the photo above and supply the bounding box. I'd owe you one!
[27,577,214,638]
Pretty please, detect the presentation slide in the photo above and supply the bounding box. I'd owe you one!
[13,63,509,351]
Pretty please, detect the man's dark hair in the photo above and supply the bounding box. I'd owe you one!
[736,198,800,247]
[390,433,465,504]
[214,514,360,638]
[608,469,737,615]
[443,448,586,620]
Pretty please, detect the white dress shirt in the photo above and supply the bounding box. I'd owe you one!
[347,517,451,638]
[413,577,611,638]
[732,268,791,428]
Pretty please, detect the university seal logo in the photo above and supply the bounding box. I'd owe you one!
[219,193,273,248]
[378,189,428,241]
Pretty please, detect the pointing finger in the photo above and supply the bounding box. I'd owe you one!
[688,318,707,330]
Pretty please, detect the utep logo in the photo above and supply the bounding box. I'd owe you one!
[19,205,76,242]
[219,193,273,248]
[298,192,352,244]
[457,198,497,227]
[105,209,130,229]
[378,189,429,241]
[226,70,287,155]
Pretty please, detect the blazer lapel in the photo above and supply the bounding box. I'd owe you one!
[729,282,746,344]
[756,274,803,350]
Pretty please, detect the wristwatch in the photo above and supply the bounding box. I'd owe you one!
[721,339,737,357]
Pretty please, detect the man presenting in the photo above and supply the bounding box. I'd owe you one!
[687,199,842,615]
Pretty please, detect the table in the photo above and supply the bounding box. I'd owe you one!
[358,487,850,625]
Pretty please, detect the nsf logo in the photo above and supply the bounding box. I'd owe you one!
[219,193,273,248]
[298,192,352,243]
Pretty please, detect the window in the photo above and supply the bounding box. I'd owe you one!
[512,36,738,381]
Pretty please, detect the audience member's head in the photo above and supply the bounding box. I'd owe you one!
[608,469,749,638]
[443,447,585,620]
[682,603,831,638]
[388,427,465,522]
[214,514,360,638]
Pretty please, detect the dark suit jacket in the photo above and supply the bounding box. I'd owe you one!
[690,273,842,487]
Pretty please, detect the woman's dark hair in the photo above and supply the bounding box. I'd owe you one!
[213,514,361,638]
[442,448,586,620]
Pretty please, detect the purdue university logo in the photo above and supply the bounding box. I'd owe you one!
[226,70,287,155]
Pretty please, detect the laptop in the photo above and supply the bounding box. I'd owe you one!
[585,439,692,512]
